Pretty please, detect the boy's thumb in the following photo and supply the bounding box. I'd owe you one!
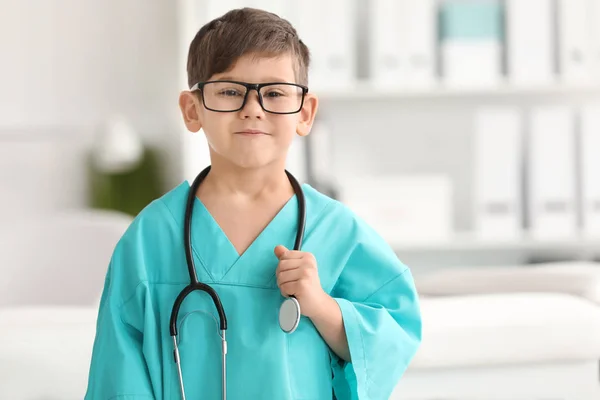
[274,245,288,259]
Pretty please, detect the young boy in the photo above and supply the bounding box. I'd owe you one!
[85,8,421,400]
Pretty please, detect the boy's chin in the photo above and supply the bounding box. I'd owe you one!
[227,157,278,170]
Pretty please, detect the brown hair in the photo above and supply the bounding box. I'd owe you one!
[186,8,310,88]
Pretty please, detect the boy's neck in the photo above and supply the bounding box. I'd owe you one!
[199,159,294,202]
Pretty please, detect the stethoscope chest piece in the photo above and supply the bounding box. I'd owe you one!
[279,296,301,334]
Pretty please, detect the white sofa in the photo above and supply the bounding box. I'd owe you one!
[392,262,600,400]
[7,291,599,400]
[3,209,600,400]
[0,306,99,400]
[0,209,132,399]
[0,209,132,307]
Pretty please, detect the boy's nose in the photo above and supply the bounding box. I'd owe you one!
[239,90,265,119]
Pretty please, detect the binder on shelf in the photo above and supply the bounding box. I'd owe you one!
[527,106,577,239]
[202,0,244,23]
[506,0,556,86]
[580,103,600,237]
[246,0,288,18]
[368,0,436,90]
[305,117,340,198]
[557,0,595,85]
[473,107,523,240]
[287,0,357,91]
[589,0,600,83]
[200,1,290,27]
[439,0,504,88]
[340,175,454,245]
[285,135,308,185]
[182,129,211,185]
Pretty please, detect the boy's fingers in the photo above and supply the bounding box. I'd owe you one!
[277,269,303,286]
[276,259,303,273]
[278,249,304,260]
[279,282,297,297]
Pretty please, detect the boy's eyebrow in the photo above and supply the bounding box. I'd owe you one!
[214,76,295,83]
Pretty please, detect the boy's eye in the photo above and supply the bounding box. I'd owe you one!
[218,89,243,97]
[263,90,285,98]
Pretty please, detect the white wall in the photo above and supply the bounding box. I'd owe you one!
[0,0,184,208]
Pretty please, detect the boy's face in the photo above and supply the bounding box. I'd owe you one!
[179,53,318,170]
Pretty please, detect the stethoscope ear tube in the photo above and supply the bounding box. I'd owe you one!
[285,170,306,252]
[171,168,307,338]
[170,165,228,338]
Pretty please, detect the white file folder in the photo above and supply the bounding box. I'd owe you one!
[305,117,339,197]
[340,175,454,245]
[286,135,308,184]
[580,104,600,237]
[528,106,577,239]
[202,0,244,23]
[473,107,523,240]
[589,0,600,82]
[182,129,211,185]
[369,0,436,89]
[245,0,288,18]
[200,1,289,23]
[440,0,504,88]
[506,0,556,86]
[557,0,594,84]
[287,0,357,91]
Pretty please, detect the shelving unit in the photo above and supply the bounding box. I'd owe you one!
[391,232,600,253]
[176,0,600,271]
[316,82,600,102]
[314,80,600,270]
[390,233,600,273]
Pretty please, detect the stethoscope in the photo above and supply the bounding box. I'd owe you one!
[169,165,306,400]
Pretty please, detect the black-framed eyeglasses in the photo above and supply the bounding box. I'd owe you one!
[190,80,308,114]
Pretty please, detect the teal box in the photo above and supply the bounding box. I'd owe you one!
[439,0,504,41]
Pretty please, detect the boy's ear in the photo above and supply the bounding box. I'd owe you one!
[296,92,318,137]
[179,91,203,132]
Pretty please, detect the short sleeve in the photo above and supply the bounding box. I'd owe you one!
[329,222,422,400]
[84,247,157,399]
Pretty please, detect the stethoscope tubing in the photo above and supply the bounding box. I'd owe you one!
[170,166,306,400]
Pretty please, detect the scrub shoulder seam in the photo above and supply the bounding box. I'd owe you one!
[361,268,410,303]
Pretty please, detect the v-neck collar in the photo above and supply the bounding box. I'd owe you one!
[189,187,302,287]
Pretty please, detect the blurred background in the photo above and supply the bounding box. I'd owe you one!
[2,0,600,399]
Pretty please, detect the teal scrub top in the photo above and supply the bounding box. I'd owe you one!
[84,181,422,399]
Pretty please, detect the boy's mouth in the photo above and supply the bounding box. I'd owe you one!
[235,129,269,136]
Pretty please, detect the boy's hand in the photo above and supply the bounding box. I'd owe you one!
[274,245,327,319]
